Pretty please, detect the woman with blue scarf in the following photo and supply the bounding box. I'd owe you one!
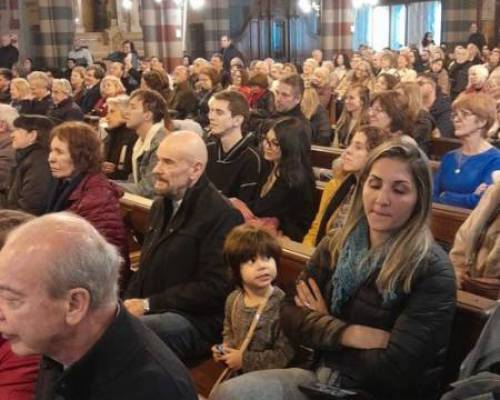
[211,141,457,400]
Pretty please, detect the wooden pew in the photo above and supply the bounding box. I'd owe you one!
[310,145,343,169]
[118,194,492,397]
[429,138,461,161]
[430,203,470,247]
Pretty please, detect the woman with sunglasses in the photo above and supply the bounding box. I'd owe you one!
[433,93,500,209]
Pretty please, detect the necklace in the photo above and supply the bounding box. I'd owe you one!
[454,151,471,174]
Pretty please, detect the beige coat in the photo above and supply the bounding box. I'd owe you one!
[450,182,500,298]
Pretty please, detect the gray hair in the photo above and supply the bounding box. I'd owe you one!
[0,104,19,131]
[6,212,121,309]
[27,71,50,88]
[52,78,73,96]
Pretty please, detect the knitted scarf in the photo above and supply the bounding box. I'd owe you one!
[330,219,395,314]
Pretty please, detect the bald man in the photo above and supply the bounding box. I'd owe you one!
[0,212,197,400]
[125,131,243,362]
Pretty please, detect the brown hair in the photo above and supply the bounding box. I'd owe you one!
[279,74,305,99]
[231,66,249,86]
[452,93,497,135]
[352,125,388,150]
[223,224,281,288]
[0,210,34,248]
[13,115,55,150]
[198,66,220,86]
[50,122,102,173]
[130,88,168,125]
[370,90,410,135]
[211,90,249,122]
[248,73,269,89]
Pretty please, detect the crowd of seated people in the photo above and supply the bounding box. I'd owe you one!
[0,29,499,400]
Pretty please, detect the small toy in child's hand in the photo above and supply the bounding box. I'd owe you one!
[215,344,226,355]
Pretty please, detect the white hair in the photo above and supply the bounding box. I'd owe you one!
[5,212,121,309]
[52,78,73,96]
[0,104,19,131]
[469,64,489,82]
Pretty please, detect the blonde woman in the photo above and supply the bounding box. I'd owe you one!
[70,66,87,106]
[335,85,370,147]
[93,75,126,117]
[301,87,332,145]
[211,141,456,400]
[396,82,434,153]
[10,77,31,113]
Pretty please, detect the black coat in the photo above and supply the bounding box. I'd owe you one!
[48,97,85,123]
[103,124,137,180]
[430,92,454,138]
[125,174,243,343]
[35,305,197,400]
[449,61,471,100]
[167,82,197,119]
[27,94,54,115]
[6,144,54,215]
[309,104,332,145]
[0,44,19,69]
[11,99,32,114]
[222,44,244,71]
[80,83,101,114]
[282,238,457,400]
[252,167,316,242]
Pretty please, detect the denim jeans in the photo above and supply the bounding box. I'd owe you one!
[141,312,211,362]
[210,368,317,400]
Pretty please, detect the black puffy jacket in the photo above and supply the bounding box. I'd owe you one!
[282,235,457,400]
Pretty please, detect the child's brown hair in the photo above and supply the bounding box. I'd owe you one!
[0,210,33,248]
[223,224,281,287]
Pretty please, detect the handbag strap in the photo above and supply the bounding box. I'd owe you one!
[210,287,274,397]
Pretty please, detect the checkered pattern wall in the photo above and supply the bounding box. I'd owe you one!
[321,0,354,58]
[140,0,183,71]
[203,0,229,57]
[441,0,477,47]
[0,0,20,33]
[36,0,74,68]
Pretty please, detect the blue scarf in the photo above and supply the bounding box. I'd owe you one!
[330,219,395,315]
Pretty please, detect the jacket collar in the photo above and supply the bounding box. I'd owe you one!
[41,304,142,397]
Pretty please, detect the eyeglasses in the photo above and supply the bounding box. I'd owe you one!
[369,106,385,114]
[451,109,475,120]
[262,137,280,149]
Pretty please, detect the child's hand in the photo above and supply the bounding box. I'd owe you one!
[221,347,243,371]
[211,344,225,362]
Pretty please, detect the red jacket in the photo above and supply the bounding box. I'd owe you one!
[0,338,39,400]
[66,173,131,289]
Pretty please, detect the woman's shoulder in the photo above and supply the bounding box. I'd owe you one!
[416,242,456,283]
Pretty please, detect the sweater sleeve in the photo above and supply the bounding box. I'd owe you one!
[222,291,238,348]
[303,177,342,248]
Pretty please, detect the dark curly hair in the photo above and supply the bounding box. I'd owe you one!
[50,122,102,174]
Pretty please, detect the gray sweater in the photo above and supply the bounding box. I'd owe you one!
[222,286,295,373]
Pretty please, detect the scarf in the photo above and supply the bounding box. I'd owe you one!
[330,219,395,314]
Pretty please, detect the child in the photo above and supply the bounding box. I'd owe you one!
[211,224,295,374]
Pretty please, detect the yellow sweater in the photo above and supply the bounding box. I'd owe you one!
[302,174,345,248]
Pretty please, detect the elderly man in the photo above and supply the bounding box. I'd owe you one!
[167,65,197,119]
[449,46,472,100]
[0,213,197,400]
[0,104,18,205]
[125,131,243,362]
[26,71,54,115]
[68,37,93,67]
[47,78,84,123]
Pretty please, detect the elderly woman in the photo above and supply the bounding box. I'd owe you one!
[92,75,126,117]
[302,58,319,87]
[46,121,130,289]
[396,53,417,82]
[311,66,333,110]
[212,141,456,400]
[5,115,54,215]
[465,64,490,94]
[9,77,32,113]
[102,95,137,180]
[433,93,500,209]
[47,78,84,123]
[194,66,220,128]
